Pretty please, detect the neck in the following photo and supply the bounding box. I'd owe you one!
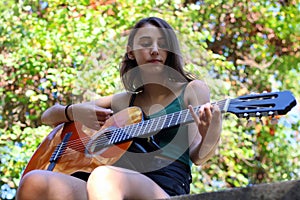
[141,83,174,101]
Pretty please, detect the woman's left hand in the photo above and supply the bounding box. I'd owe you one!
[188,103,221,138]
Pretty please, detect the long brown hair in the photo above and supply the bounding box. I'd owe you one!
[120,17,195,93]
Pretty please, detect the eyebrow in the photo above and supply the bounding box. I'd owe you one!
[138,36,165,40]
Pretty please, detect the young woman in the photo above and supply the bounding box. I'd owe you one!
[16,17,222,200]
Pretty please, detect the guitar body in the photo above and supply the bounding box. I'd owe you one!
[22,106,143,177]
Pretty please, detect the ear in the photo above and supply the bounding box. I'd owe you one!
[126,46,135,60]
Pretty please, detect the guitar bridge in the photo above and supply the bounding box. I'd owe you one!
[47,132,72,171]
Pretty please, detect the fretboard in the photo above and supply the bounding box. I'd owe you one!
[104,98,230,147]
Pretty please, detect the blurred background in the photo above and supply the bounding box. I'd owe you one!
[0,0,299,199]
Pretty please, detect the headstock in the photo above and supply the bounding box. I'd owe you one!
[226,91,297,123]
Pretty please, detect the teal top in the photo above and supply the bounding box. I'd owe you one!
[140,87,192,167]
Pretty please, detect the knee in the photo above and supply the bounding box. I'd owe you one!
[16,170,48,200]
[88,166,117,185]
[87,166,126,190]
[87,166,125,199]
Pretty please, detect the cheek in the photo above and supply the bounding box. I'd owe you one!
[160,51,168,62]
[134,50,148,62]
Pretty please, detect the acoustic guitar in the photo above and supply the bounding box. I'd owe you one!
[21,91,297,177]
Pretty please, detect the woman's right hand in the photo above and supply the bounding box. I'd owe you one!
[69,102,113,130]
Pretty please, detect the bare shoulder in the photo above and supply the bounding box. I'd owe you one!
[184,80,210,105]
[186,80,209,91]
[111,91,132,112]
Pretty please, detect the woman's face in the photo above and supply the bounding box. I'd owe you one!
[129,24,168,73]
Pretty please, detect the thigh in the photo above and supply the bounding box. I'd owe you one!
[17,170,88,200]
[88,166,170,200]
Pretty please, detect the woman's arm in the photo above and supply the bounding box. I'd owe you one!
[185,80,222,166]
[41,95,114,130]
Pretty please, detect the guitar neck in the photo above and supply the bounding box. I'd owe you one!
[87,90,297,152]
[107,99,230,145]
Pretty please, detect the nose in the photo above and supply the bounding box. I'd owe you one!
[150,44,159,56]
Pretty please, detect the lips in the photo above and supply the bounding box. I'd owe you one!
[148,59,162,63]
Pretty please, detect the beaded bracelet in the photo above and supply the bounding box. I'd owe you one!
[64,104,73,122]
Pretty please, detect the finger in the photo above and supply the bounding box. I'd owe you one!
[204,105,213,122]
[96,111,113,117]
[212,104,221,115]
[199,106,206,121]
[85,122,101,131]
[188,105,200,124]
[95,121,106,130]
[198,105,212,127]
[103,108,114,115]
[96,115,110,121]
[96,109,113,120]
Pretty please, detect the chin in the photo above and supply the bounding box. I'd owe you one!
[146,63,165,72]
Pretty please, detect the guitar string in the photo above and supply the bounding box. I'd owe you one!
[84,99,228,148]
[54,100,228,156]
[47,96,282,158]
[52,100,228,157]
[86,100,229,149]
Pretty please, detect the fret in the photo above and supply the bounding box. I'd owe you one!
[128,124,136,139]
[172,112,180,126]
[121,127,128,141]
[153,117,160,132]
[113,130,121,145]
[168,112,177,127]
[148,118,155,134]
[112,128,121,143]
[145,120,151,134]
[155,116,164,131]
[175,110,181,125]
[109,100,228,145]
[146,120,153,134]
[183,109,189,123]
[124,125,132,138]
[115,128,123,144]
[138,121,145,136]
[106,132,113,146]
[188,106,199,122]
[139,122,146,136]
[122,126,131,140]
[167,113,174,127]
[130,123,138,137]
[108,130,116,145]
[161,115,167,130]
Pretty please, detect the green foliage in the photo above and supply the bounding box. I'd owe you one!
[0,125,52,199]
[1,0,299,199]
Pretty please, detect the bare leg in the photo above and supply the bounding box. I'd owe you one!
[16,170,88,200]
[87,166,170,200]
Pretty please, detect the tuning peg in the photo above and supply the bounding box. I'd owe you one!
[244,114,254,128]
[255,112,261,117]
[268,111,278,125]
[257,117,264,125]
[246,119,254,127]
[255,112,263,125]
[243,113,249,118]
[270,118,278,125]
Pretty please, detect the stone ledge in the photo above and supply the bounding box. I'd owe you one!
[169,180,300,200]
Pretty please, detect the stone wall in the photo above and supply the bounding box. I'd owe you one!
[169,180,300,200]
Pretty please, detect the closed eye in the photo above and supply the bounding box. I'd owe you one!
[158,41,168,49]
[138,37,167,49]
